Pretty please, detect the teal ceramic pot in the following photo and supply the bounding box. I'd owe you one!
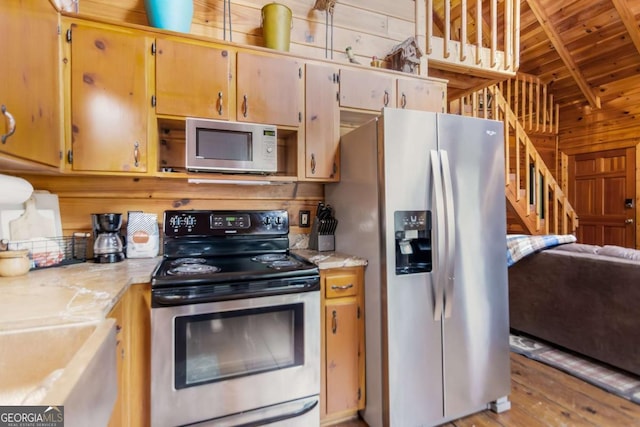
[144,0,193,33]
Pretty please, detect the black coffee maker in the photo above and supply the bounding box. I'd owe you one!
[92,213,125,263]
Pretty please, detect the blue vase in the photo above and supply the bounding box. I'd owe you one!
[144,0,193,33]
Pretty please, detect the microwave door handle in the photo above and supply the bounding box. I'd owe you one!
[440,150,456,319]
[430,150,445,321]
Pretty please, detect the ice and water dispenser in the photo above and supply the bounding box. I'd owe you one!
[394,210,432,274]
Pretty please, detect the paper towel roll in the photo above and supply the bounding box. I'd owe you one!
[0,174,34,204]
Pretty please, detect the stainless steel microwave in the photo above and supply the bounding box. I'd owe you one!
[186,118,277,174]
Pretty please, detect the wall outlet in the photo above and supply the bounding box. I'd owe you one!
[299,210,311,227]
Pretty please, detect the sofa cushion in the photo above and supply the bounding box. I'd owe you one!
[598,245,640,261]
[552,243,601,254]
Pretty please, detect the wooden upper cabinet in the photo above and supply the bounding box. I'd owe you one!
[68,22,150,173]
[339,68,395,111]
[304,63,339,181]
[0,0,61,167]
[236,52,302,127]
[155,39,230,119]
[397,78,447,112]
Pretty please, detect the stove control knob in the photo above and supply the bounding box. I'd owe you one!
[274,216,284,228]
[263,216,272,228]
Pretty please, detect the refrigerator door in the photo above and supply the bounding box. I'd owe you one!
[380,109,444,427]
[436,114,511,419]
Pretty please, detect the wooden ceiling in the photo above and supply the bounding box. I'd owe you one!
[429,0,640,111]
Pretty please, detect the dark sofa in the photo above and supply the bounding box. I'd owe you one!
[508,243,640,376]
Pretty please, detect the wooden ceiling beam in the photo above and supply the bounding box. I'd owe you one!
[525,0,602,109]
[610,0,640,56]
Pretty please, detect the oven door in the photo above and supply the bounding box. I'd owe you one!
[151,290,320,427]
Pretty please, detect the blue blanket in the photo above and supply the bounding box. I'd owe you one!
[507,234,577,267]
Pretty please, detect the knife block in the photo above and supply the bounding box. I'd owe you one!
[308,219,335,252]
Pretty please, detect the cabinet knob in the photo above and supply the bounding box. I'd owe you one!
[383,90,389,107]
[1,105,16,144]
[400,93,407,109]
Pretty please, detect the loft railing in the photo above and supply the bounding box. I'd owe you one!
[450,84,578,235]
[424,0,520,79]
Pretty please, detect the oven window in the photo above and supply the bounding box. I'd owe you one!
[196,128,252,161]
[174,303,304,389]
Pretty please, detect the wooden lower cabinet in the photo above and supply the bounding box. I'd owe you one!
[320,266,365,425]
[108,283,151,427]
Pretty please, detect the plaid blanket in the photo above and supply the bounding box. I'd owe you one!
[507,234,577,266]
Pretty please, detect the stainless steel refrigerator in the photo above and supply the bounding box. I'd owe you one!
[325,108,511,427]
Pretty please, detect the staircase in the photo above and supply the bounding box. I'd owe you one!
[450,75,578,235]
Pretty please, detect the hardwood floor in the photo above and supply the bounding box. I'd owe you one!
[334,352,640,426]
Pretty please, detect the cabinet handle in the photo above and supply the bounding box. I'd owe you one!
[1,105,16,144]
[217,91,223,115]
[401,93,407,109]
[310,153,316,174]
[242,94,248,117]
[383,90,389,107]
[331,283,354,290]
[133,141,140,167]
[332,310,338,334]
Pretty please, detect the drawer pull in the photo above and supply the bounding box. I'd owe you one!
[332,310,337,334]
[331,283,353,290]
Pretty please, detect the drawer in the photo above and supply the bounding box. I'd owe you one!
[325,272,358,299]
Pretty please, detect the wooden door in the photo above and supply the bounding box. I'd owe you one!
[339,68,395,111]
[155,39,230,119]
[0,0,61,167]
[304,63,339,181]
[236,52,302,126]
[69,22,149,173]
[325,300,360,414]
[569,148,636,247]
[397,78,446,112]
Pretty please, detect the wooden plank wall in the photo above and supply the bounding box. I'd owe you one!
[78,0,418,68]
[19,174,324,236]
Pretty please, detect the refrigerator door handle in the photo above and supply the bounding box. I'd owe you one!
[440,150,456,318]
[430,150,445,321]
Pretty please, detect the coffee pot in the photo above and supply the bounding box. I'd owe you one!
[92,213,125,263]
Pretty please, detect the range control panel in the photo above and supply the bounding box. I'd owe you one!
[163,210,289,237]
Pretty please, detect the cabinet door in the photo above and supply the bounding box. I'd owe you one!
[0,0,61,167]
[236,52,302,126]
[325,299,360,414]
[107,292,128,427]
[155,39,230,119]
[69,23,149,173]
[339,68,395,111]
[397,78,446,112]
[304,63,339,181]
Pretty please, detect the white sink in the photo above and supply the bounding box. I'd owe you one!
[0,320,117,427]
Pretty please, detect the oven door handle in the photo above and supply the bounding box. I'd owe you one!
[231,398,318,427]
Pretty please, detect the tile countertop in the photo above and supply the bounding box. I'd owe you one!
[0,257,161,332]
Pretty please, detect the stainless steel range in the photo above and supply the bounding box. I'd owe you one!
[150,210,321,427]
